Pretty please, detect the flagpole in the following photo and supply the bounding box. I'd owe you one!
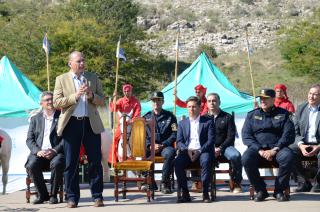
[245,27,257,107]
[46,51,50,91]
[111,36,121,172]
[173,31,180,115]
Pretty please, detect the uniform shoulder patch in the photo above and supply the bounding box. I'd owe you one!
[171,123,177,131]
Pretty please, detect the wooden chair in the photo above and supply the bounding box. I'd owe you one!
[177,159,216,201]
[26,169,64,203]
[114,117,155,202]
[248,159,290,200]
[213,156,235,192]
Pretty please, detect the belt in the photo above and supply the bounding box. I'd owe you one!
[71,116,88,120]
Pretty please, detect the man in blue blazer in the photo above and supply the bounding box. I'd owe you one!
[174,96,215,203]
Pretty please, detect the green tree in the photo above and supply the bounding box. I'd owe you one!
[279,9,320,79]
[0,0,172,100]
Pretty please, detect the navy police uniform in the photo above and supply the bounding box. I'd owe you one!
[144,109,177,184]
[242,106,295,195]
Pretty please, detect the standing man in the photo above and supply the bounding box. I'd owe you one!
[143,91,177,194]
[175,84,208,115]
[242,89,295,202]
[174,96,215,203]
[205,93,242,193]
[25,91,64,204]
[53,51,105,208]
[108,83,141,164]
[290,84,320,192]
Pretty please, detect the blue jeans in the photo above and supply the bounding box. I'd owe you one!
[223,146,243,184]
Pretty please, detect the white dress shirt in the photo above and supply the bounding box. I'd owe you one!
[306,105,319,144]
[71,72,88,117]
[42,111,54,150]
[188,115,201,150]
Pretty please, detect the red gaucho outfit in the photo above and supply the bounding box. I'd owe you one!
[108,84,141,164]
[175,84,208,115]
[274,84,295,113]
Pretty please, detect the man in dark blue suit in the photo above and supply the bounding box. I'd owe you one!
[174,96,215,203]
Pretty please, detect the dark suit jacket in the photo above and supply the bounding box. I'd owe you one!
[176,116,215,153]
[26,110,63,156]
[294,102,320,144]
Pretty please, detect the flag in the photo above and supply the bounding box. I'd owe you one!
[42,33,50,55]
[116,37,126,62]
[175,37,179,51]
[246,39,253,55]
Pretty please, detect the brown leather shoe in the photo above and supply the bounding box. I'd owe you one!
[93,199,104,207]
[67,200,77,208]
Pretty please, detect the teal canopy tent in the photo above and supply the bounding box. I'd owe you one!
[0,56,41,117]
[141,53,255,117]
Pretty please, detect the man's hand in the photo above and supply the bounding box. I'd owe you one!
[300,144,320,157]
[215,147,221,158]
[188,150,200,162]
[76,84,88,100]
[258,149,276,161]
[155,144,163,154]
[44,149,56,160]
[36,150,47,158]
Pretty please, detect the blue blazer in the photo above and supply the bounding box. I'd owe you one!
[176,116,215,153]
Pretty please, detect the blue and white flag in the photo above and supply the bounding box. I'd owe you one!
[116,37,126,62]
[42,33,50,55]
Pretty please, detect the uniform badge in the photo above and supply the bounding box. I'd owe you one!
[171,123,177,131]
[254,116,262,120]
[274,115,283,120]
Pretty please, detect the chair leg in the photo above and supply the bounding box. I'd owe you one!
[114,170,119,202]
[249,185,254,200]
[229,164,235,191]
[147,172,151,202]
[59,182,64,203]
[26,177,31,203]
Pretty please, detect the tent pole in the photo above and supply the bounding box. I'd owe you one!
[173,31,180,115]
[245,27,257,108]
[46,51,50,91]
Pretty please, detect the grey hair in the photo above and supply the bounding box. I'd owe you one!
[40,91,53,99]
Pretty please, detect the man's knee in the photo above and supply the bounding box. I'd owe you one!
[242,148,258,167]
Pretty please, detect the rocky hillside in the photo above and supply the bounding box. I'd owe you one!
[134,0,320,61]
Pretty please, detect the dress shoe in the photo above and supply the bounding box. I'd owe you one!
[233,183,243,194]
[32,196,49,204]
[254,190,269,202]
[202,192,211,203]
[67,200,77,208]
[161,183,172,194]
[93,199,104,207]
[177,191,191,203]
[273,192,289,202]
[310,183,320,193]
[141,182,158,191]
[49,196,59,204]
[294,181,312,192]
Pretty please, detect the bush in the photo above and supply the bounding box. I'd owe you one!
[279,9,320,79]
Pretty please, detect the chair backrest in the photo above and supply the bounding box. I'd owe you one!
[122,117,155,161]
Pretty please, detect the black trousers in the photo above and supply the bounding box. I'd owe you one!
[242,146,294,194]
[290,143,320,184]
[174,151,213,193]
[62,117,103,204]
[25,153,64,198]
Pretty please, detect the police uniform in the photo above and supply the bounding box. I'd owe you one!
[241,89,295,200]
[144,109,177,184]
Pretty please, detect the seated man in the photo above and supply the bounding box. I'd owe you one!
[205,93,242,193]
[242,89,295,202]
[290,84,320,192]
[25,91,64,204]
[174,96,215,203]
[143,91,177,194]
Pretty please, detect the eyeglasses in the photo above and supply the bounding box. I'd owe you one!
[74,59,85,64]
[42,98,53,102]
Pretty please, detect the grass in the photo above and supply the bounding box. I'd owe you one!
[214,46,314,105]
